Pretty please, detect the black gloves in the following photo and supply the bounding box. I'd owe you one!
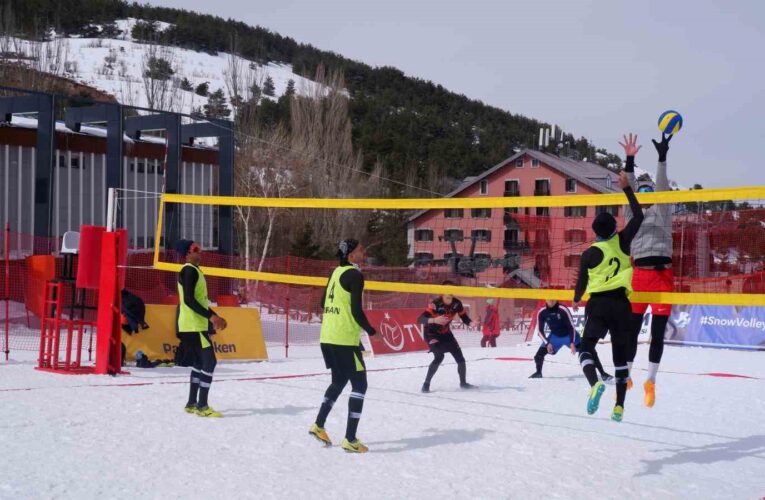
[652,133,672,163]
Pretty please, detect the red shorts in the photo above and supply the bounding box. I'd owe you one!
[631,267,673,316]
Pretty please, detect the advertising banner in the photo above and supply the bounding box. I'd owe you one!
[667,305,765,349]
[365,309,430,355]
[122,305,269,361]
[527,302,652,341]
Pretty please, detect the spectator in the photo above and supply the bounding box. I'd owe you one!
[480,299,500,347]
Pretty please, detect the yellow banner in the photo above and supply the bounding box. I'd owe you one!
[122,305,269,361]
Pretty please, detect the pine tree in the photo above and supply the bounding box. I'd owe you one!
[195,81,209,96]
[143,57,174,81]
[284,79,296,97]
[180,77,193,91]
[250,82,262,101]
[204,89,231,119]
[290,224,321,259]
[263,75,275,97]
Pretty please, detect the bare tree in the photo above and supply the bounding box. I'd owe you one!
[289,65,381,250]
[141,41,179,111]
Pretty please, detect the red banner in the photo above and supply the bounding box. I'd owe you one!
[365,309,429,355]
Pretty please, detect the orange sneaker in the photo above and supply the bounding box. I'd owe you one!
[644,380,656,408]
[626,378,633,390]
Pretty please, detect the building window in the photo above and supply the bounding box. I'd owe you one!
[471,229,492,242]
[471,208,491,218]
[414,229,434,241]
[564,229,587,243]
[595,205,619,217]
[504,228,519,242]
[531,159,540,167]
[564,255,581,268]
[534,179,550,196]
[444,252,463,260]
[414,252,434,265]
[504,180,519,196]
[444,208,464,219]
[504,207,519,215]
[566,178,576,193]
[474,252,491,261]
[536,207,550,216]
[606,176,613,189]
[59,155,82,169]
[564,206,587,217]
[479,179,489,195]
[515,158,524,167]
[443,229,464,241]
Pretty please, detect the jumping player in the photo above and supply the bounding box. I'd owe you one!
[573,144,645,422]
[309,239,377,453]
[529,299,612,380]
[624,133,674,407]
[419,281,475,393]
[175,240,227,417]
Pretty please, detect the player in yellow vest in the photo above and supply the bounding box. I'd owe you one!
[572,150,645,423]
[175,240,227,418]
[309,239,377,453]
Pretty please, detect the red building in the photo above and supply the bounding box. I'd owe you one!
[407,149,623,289]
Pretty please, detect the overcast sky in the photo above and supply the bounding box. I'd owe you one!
[152,0,764,189]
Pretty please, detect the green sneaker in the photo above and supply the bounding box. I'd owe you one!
[196,406,222,418]
[340,438,369,453]
[611,405,624,422]
[587,381,606,415]
[184,404,198,414]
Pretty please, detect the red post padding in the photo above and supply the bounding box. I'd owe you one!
[76,225,105,290]
[95,229,127,375]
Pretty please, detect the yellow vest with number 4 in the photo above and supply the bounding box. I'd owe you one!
[586,236,633,296]
[320,265,361,346]
[177,263,210,332]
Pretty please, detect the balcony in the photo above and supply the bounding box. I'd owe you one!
[503,190,520,197]
[503,240,531,252]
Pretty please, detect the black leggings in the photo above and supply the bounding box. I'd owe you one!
[580,337,630,406]
[627,313,669,364]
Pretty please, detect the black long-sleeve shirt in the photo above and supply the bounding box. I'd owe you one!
[417,297,472,336]
[573,186,644,302]
[178,264,213,319]
[320,267,376,335]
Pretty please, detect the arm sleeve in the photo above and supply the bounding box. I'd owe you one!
[654,160,673,220]
[561,306,576,343]
[618,186,644,252]
[180,267,212,319]
[458,302,471,326]
[418,304,435,325]
[624,156,636,221]
[536,309,548,343]
[573,247,603,302]
[339,269,376,335]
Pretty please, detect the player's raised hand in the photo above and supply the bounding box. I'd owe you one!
[618,133,642,157]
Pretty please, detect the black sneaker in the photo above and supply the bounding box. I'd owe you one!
[421,383,430,393]
[529,372,543,379]
[460,382,477,389]
[601,373,614,382]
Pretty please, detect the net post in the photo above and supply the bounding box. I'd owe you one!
[4,222,9,360]
[106,187,116,232]
[285,254,291,359]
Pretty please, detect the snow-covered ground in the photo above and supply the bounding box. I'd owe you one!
[1,342,763,499]
[4,19,326,116]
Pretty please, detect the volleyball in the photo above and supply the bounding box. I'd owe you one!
[658,110,683,135]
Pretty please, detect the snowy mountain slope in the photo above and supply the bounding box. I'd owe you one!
[4,18,325,116]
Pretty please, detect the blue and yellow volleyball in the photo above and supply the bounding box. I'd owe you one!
[658,110,683,135]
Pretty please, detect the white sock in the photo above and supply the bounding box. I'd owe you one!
[647,362,660,382]
[627,361,633,378]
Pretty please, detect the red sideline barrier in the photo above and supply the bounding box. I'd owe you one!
[365,309,429,355]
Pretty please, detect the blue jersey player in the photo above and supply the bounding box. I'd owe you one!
[529,300,612,380]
